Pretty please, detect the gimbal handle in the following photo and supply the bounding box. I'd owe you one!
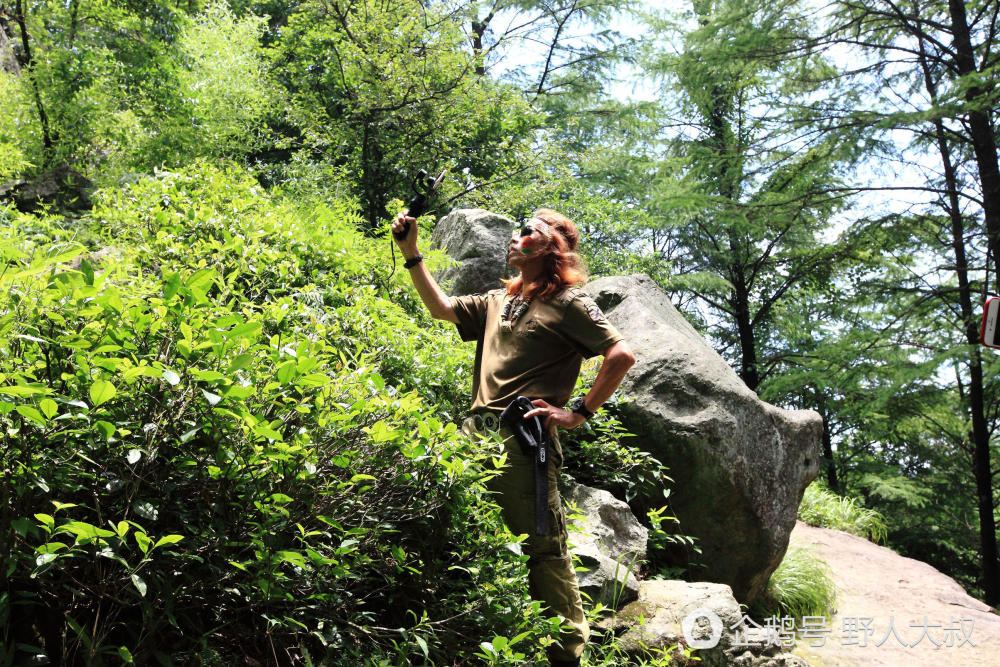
[393,169,447,240]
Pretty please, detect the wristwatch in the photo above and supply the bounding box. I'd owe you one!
[403,254,423,269]
[571,397,594,420]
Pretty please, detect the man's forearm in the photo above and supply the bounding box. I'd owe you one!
[404,249,458,323]
[582,341,635,412]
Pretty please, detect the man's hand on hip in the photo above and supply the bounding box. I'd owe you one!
[523,398,586,431]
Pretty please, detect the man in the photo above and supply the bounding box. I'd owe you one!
[391,208,635,666]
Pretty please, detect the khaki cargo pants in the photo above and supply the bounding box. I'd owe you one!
[462,415,589,662]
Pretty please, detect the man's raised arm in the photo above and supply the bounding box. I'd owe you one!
[391,210,458,324]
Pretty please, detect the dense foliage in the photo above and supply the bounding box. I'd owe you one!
[2,0,999,660]
[0,163,694,664]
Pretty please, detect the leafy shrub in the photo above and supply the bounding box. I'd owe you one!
[0,164,558,664]
[798,482,888,543]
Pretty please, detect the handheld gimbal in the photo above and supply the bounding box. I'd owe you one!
[393,168,448,240]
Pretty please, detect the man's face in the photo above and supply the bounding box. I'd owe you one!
[508,218,551,266]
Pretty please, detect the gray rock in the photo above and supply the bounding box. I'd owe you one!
[429,208,514,296]
[564,482,648,608]
[584,275,822,603]
[0,28,20,75]
[2,163,93,213]
[599,580,810,666]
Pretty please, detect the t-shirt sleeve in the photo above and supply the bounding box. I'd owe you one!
[561,293,624,358]
[449,293,490,342]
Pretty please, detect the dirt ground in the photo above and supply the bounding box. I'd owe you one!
[785,520,1000,667]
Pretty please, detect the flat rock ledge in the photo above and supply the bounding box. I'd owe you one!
[597,580,810,667]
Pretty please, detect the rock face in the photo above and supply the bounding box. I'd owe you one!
[1,164,93,213]
[583,275,822,603]
[564,482,648,608]
[429,208,514,296]
[600,580,809,667]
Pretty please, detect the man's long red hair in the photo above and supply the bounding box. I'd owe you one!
[504,208,587,300]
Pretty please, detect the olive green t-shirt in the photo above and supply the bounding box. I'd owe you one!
[450,287,624,413]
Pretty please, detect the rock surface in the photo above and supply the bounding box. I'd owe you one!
[789,520,1000,666]
[599,580,808,666]
[584,274,822,603]
[564,482,648,608]
[429,208,514,296]
[1,163,93,213]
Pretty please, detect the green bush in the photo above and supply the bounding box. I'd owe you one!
[0,164,560,664]
[560,389,696,580]
[798,482,888,543]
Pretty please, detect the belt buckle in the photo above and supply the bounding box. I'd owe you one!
[481,412,499,431]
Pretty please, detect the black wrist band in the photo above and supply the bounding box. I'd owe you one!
[403,254,423,269]
[571,397,594,420]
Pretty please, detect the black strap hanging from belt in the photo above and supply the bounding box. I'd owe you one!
[500,396,549,536]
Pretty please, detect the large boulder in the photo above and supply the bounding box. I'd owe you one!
[583,275,822,603]
[599,580,810,666]
[564,482,648,608]
[429,208,514,296]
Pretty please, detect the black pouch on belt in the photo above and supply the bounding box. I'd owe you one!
[499,396,549,536]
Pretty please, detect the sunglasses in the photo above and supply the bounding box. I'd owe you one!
[516,218,550,237]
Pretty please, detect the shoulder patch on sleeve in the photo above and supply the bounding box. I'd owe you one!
[586,303,606,322]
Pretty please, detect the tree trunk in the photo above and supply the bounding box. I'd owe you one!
[733,276,760,390]
[919,33,1000,605]
[12,0,54,162]
[947,0,1000,290]
[820,403,840,493]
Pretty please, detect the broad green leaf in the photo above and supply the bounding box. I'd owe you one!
[192,369,226,382]
[95,421,115,439]
[228,353,253,372]
[126,449,141,464]
[35,553,59,567]
[123,366,161,382]
[275,550,307,568]
[0,385,50,398]
[16,405,45,426]
[80,258,95,285]
[131,573,147,597]
[58,521,116,540]
[39,398,58,419]
[276,360,296,384]
[90,380,117,407]
[253,423,283,441]
[134,531,151,554]
[154,534,184,548]
[162,272,181,299]
[161,369,181,386]
[227,321,262,340]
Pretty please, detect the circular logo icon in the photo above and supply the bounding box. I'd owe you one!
[681,607,723,649]
[481,412,499,431]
